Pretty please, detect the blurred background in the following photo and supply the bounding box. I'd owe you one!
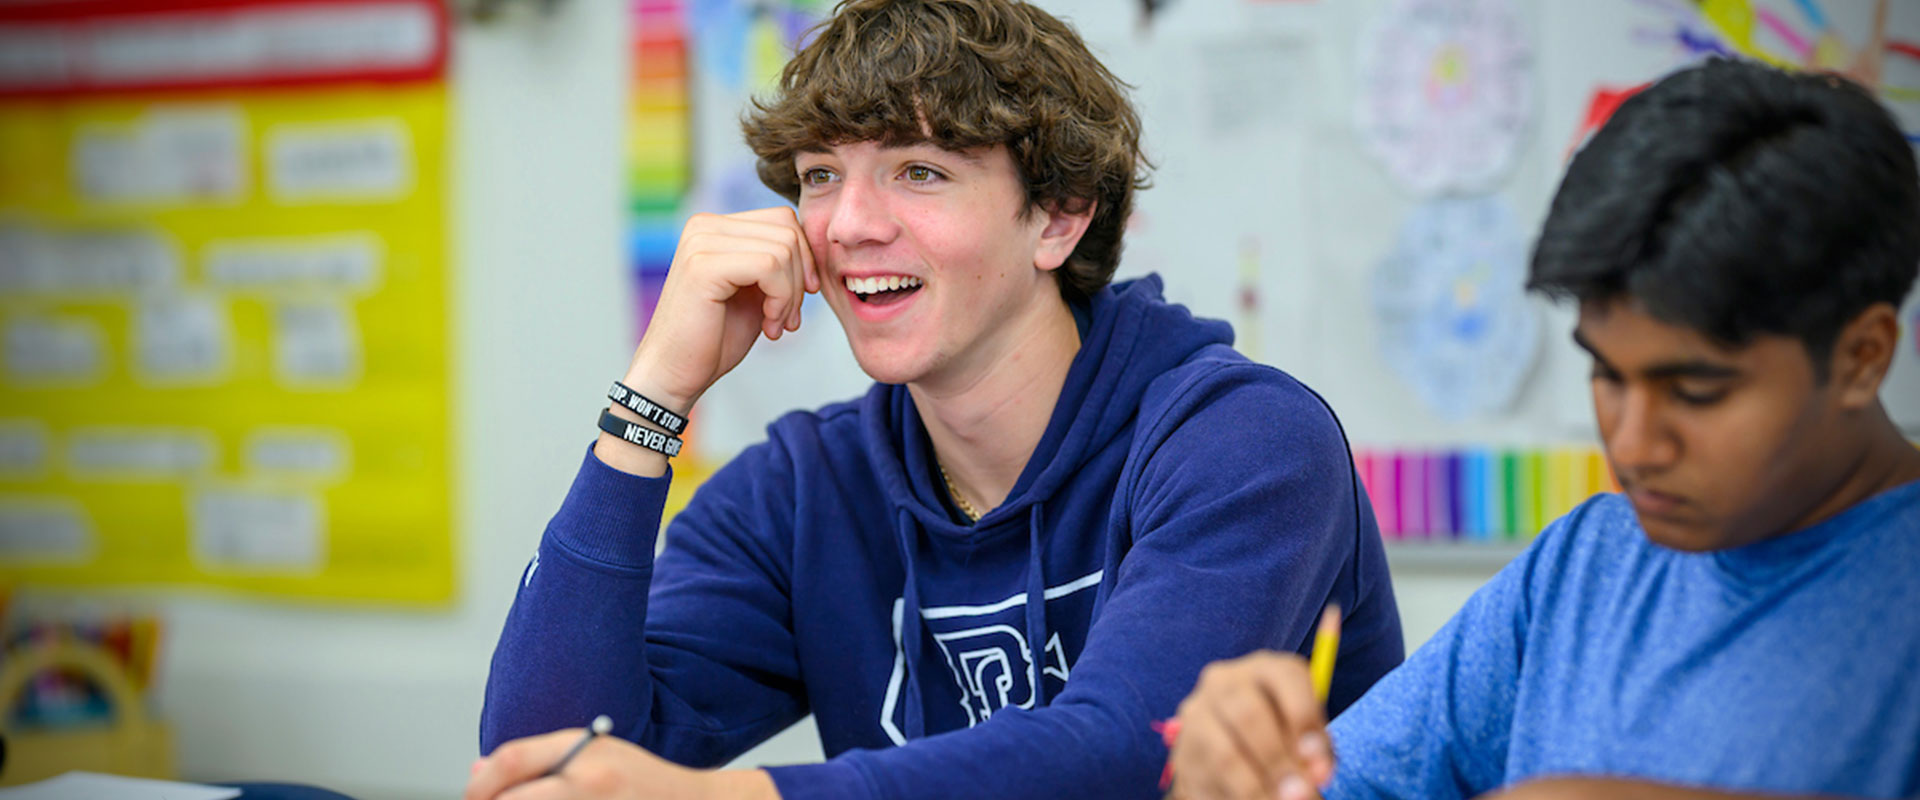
[0,0,1914,796]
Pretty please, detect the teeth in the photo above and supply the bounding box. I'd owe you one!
[843,275,923,295]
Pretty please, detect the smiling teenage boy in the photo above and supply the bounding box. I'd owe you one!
[468,1,1402,799]
[1163,58,1920,800]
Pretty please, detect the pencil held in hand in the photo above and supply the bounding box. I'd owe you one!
[546,714,613,777]
[1309,604,1341,704]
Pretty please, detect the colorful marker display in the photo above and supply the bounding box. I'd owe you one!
[630,0,692,336]
[1352,446,1617,541]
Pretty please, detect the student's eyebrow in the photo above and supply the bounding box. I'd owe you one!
[1642,361,1742,380]
[1571,329,1615,373]
[886,143,985,166]
[1571,330,1743,380]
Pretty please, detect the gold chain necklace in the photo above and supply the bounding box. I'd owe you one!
[937,463,983,522]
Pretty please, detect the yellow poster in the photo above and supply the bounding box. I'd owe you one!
[0,0,453,605]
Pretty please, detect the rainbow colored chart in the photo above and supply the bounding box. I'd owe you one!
[1354,446,1619,541]
[630,0,691,336]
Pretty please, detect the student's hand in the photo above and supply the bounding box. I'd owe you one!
[1167,651,1335,800]
[464,727,779,800]
[624,207,820,416]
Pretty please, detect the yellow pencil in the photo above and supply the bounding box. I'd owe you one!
[1308,604,1341,704]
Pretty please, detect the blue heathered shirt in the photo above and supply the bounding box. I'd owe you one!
[1327,479,1920,799]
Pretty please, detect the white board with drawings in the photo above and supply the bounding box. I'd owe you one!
[692,0,1918,460]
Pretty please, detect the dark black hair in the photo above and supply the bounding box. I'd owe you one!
[1528,57,1920,377]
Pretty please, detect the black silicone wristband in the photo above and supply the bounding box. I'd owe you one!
[608,381,688,436]
[598,407,684,458]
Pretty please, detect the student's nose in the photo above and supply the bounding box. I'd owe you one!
[824,175,899,248]
[1605,387,1678,475]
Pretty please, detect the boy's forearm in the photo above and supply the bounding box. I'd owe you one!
[1485,777,1844,800]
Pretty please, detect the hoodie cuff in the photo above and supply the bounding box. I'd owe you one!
[545,442,673,567]
[764,759,879,800]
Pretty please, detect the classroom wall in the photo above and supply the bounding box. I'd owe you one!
[150,6,637,795]
[11,1,1913,798]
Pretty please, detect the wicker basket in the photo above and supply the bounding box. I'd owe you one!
[0,639,174,785]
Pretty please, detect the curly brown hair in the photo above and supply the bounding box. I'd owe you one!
[742,0,1150,300]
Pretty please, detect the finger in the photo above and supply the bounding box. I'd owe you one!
[761,260,802,339]
[678,232,801,290]
[701,244,800,338]
[737,206,819,295]
[672,211,812,342]
[786,235,805,331]
[801,234,820,294]
[731,206,799,225]
[1244,654,1334,786]
[494,775,569,800]
[465,729,586,800]
[1175,704,1273,800]
[710,208,808,259]
[778,244,801,334]
[792,213,819,295]
[732,207,818,295]
[1172,689,1261,800]
[737,208,812,323]
[690,250,798,341]
[1206,686,1292,794]
[497,750,623,800]
[763,287,789,340]
[677,215,805,282]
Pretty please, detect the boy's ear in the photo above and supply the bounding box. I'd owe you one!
[1826,303,1900,410]
[1033,198,1096,273]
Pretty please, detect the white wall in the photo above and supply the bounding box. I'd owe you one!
[14,1,1912,798]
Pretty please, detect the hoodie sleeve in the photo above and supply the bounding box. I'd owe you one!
[479,440,807,766]
[764,364,1397,800]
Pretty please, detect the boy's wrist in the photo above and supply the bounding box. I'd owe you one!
[624,343,703,415]
[712,769,780,800]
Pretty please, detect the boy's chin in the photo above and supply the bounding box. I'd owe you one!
[847,346,929,387]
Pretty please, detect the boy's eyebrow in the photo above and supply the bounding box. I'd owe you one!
[1571,329,1612,370]
[885,143,986,166]
[1641,361,1743,380]
[1571,330,1743,380]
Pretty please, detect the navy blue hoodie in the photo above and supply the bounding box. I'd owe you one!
[482,276,1403,799]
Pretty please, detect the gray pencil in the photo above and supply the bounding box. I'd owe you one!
[545,714,613,777]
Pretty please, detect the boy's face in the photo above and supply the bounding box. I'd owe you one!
[1576,299,1854,552]
[795,140,1072,385]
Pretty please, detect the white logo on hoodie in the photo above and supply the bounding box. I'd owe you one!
[879,570,1102,744]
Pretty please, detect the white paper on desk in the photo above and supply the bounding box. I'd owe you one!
[0,771,241,800]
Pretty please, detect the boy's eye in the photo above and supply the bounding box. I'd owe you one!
[1670,383,1728,406]
[800,167,835,185]
[1589,362,1621,383]
[904,165,939,182]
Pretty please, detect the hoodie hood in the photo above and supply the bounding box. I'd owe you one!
[861,274,1234,539]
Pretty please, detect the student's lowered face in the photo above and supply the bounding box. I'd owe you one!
[1574,299,1855,552]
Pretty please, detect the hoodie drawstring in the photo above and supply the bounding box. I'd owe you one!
[895,508,928,740]
[893,501,1055,741]
[1024,501,1050,708]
